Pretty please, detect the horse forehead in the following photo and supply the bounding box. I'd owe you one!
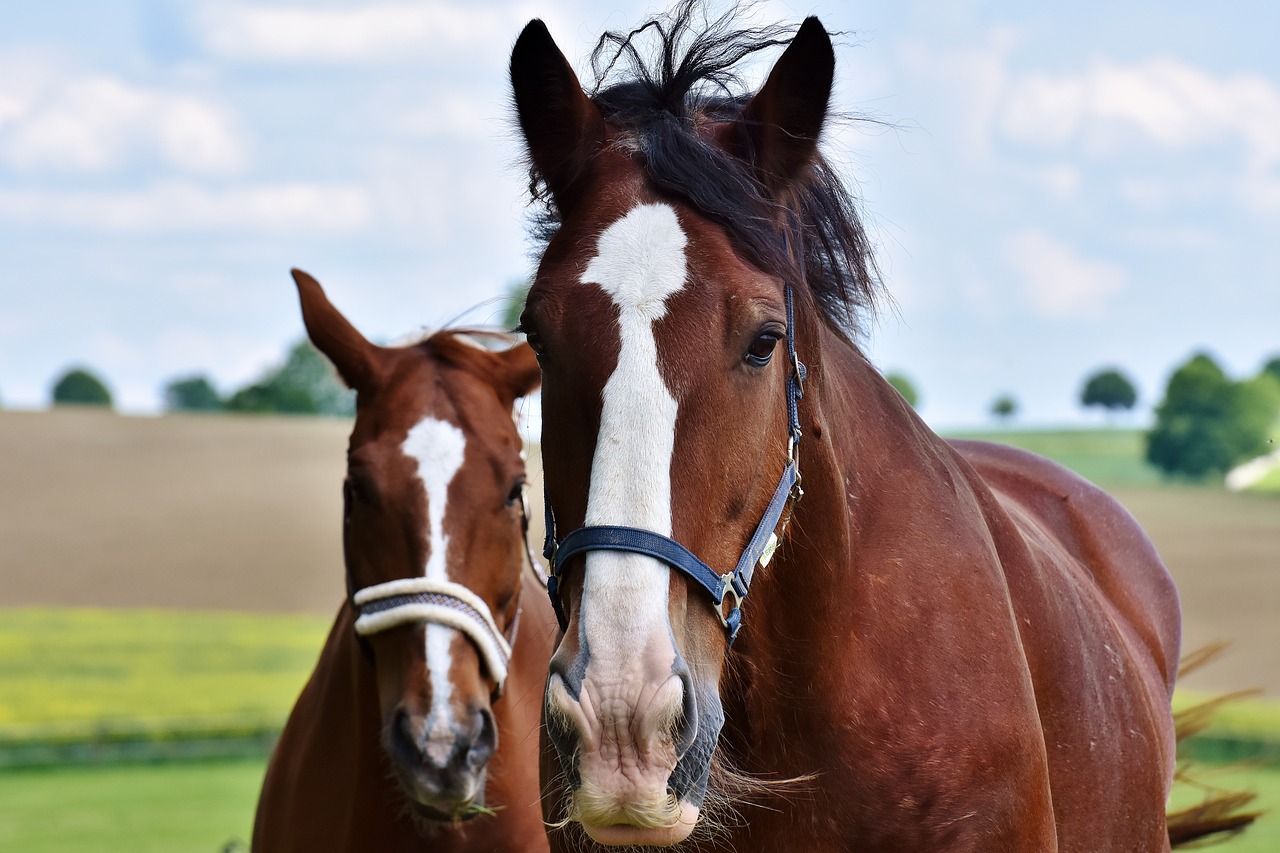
[580,202,689,316]
[400,414,468,509]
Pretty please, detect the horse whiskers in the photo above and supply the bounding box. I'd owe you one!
[708,745,818,805]
[542,752,809,853]
[541,757,579,832]
[570,784,683,830]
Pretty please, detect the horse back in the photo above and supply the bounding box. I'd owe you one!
[950,438,1180,690]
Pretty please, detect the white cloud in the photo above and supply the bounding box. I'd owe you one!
[0,182,373,233]
[201,2,530,62]
[999,58,1280,169]
[1242,176,1280,213]
[899,26,1021,159]
[395,93,498,139]
[0,69,245,175]
[1001,230,1126,319]
[1027,163,1080,199]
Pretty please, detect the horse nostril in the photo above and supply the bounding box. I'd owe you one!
[466,707,497,771]
[389,708,425,766]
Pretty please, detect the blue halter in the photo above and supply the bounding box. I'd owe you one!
[541,284,806,644]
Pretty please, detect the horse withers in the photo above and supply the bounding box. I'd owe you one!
[510,5,1234,850]
[252,270,555,852]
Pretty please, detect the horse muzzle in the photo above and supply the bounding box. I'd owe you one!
[544,663,723,846]
[386,704,496,818]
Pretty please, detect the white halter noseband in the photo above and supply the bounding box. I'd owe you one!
[353,577,513,691]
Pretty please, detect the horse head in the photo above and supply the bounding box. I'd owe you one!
[510,9,871,846]
[294,269,541,820]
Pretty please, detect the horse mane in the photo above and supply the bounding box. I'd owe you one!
[525,0,883,340]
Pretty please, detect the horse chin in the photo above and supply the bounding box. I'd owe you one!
[398,770,488,823]
[578,802,700,847]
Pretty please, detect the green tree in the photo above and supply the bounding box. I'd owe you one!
[1146,352,1280,479]
[991,394,1018,423]
[225,340,354,416]
[52,367,113,408]
[885,372,919,409]
[164,375,223,412]
[1235,373,1280,452]
[1080,368,1137,416]
[1261,354,1280,385]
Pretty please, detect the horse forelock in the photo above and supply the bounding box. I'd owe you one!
[524,0,883,342]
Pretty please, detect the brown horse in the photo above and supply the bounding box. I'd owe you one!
[509,5,1217,850]
[252,270,555,852]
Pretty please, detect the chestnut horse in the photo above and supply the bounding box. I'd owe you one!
[252,270,555,852]
[509,6,1217,851]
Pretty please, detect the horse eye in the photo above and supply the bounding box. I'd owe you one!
[524,331,546,357]
[506,477,527,507]
[745,333,781,367]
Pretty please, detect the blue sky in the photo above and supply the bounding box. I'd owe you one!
[1,0,1277,428]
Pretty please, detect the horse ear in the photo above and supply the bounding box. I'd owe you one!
[495,341,541,405]
[510,19,604,212]
[734,17,835,193]
[292,269,376,391]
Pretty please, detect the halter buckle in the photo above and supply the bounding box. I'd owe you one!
[790,350,807,397]
[716,571,744,631]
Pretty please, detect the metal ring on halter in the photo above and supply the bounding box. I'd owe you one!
[353,577,513,692]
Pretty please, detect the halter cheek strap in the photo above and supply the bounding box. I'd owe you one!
[353,577,513,692]
[541,283,806,644]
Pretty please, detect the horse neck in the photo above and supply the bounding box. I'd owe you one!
[723,316,940,736]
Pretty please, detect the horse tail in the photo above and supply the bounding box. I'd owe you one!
[1166,644,1262,848]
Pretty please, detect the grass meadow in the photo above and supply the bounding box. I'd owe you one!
[1,757,1277,852]
[948,426,1164,487]
[0,757,261,853]
[0,609,329,740]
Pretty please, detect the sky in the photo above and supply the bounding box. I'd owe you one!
[1,0,1277,428]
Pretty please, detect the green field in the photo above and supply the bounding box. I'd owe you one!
[945,427,1165,488]
[0,758,263,853]
[0,757,1275,852]
[5,606,1275,748]
[0,608,329,747]
[1167,764,1280,851]
[1253,464,1280,493]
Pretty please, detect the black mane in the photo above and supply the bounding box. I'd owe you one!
[526,1,882,339]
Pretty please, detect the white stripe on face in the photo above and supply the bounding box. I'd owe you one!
[579,202,688,652]
[401,417,467,762]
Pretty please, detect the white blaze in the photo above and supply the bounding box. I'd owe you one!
[401,416,467,762]
[579,202,688,650]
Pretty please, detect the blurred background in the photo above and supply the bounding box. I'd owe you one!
[0,1,1276,850]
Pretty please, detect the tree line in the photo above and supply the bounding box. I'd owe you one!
[886,352,1280,480]
[45,340,354,417]
[35,341,1280,482]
